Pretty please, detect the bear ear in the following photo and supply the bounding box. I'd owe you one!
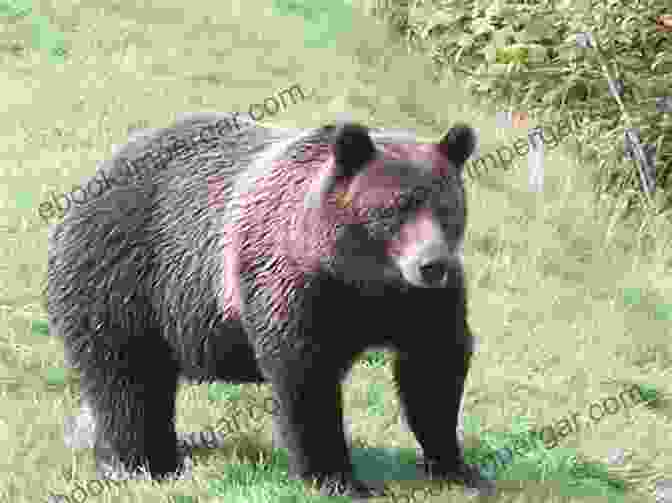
[330,123,377,179]
[437,123,477,169]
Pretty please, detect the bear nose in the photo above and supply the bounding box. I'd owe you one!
[418,259,449,287]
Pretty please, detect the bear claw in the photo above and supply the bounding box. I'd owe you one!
[420,458,496,496]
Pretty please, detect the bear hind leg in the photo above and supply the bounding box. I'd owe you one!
[76,325,183,480]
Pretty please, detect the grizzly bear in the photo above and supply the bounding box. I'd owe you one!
[46,112,486,498]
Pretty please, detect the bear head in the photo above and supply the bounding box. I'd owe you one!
[288,122,477,291]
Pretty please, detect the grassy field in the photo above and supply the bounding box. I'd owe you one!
[0,0,670,502]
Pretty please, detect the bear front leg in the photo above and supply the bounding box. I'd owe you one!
[260,351,381,499]
[393,327,489,491]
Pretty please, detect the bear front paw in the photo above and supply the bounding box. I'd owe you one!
[419,457,496,495]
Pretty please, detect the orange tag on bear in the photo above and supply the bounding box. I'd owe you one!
[335,190,352,209]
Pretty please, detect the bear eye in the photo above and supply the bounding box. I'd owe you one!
[436,206,465,235]
[396,194,411,210]
[379,205,395,219]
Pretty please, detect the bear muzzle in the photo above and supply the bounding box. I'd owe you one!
[397,241,463,289]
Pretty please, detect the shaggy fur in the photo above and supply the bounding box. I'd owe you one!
[46,113,488,498]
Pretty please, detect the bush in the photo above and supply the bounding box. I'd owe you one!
[369,0,672,217]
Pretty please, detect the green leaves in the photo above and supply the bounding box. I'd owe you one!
[0,0,32,18]
[361,350,387,368]
[29,12,67,59]
[31,319,49,336]
[11,192,35,211]
[654,304,672,321]
[171,496,197,503]
[622,287,642,306]
[43,366,68,387]
[622,287,672,322]
[495,45,530,65]
[207,382,243,403]
[402,0,671,207]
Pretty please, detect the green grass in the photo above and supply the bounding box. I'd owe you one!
[271,0,354,49]
[1,0,670,502]
[0,0,67,60]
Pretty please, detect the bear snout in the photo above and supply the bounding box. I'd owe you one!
[398,244,462,288]
[388,207,463,288]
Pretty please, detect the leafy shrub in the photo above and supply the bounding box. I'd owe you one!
[369,0,672,216]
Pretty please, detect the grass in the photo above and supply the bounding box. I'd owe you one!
[0,0,670,502]
[0,0,67,60]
